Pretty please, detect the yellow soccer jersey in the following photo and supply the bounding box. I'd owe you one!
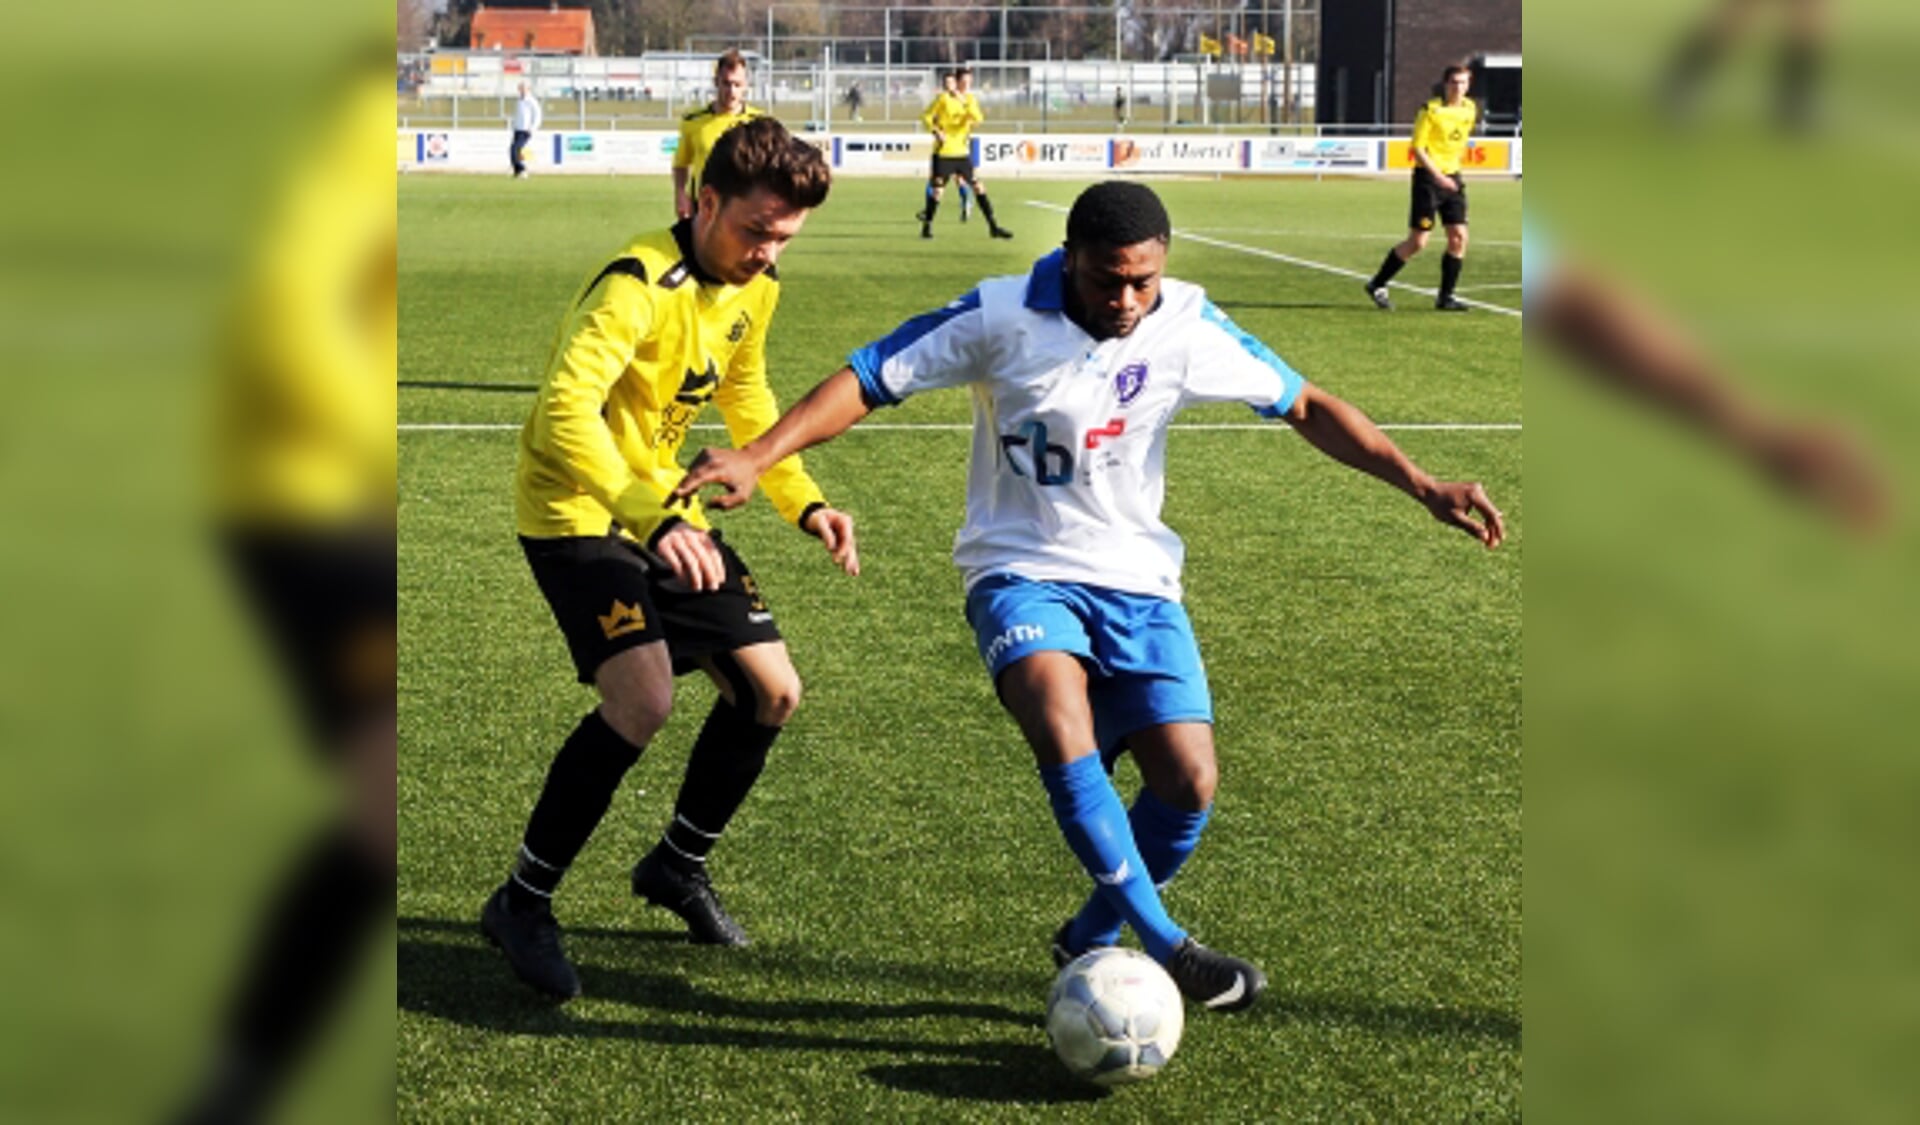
[516,220,826,544]
[213,68,396,528]
[920,92,984,158]
[675,103,768,196]
[1409,96,1479,175]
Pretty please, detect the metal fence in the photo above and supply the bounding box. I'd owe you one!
[399,52,1344,135]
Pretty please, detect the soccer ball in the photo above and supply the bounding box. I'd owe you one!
[1046,948,1184,1086]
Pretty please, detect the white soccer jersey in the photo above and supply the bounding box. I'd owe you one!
[848,249,1307,600]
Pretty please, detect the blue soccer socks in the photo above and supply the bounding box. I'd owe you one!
[1038,753,1187,963]
[1066,788,1210,952]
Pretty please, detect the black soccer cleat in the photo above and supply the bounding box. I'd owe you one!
[989,225,1014,240]
[480,884,581,999]
[1166,938,1266,1012]
[1050,919,1117,970]
[915,208,930,222]
[1364,283,1394,310]
[1434,296,1471,312]
[631,847,749,946]
[920,222,933,240]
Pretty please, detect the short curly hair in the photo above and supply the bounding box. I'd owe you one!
[1065,181,1171,249]
[701,116,832,210]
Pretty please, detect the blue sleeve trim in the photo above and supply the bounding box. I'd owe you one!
[849,360,897,408]
[1199,301,1305,416]
[846,289,982,408]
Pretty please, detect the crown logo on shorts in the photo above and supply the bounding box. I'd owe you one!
[598,600,648,639]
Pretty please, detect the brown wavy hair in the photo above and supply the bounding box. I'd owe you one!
[701,117,831,210]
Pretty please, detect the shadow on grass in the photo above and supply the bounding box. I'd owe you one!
[865,1060,1105,1103]
[400,915,1515,1097]
[1263,992,1521,1044]
[398,914,1100,1104]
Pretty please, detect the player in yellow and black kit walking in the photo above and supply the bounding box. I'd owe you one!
[674,49,766,221]
[1364,65,1480,312]
[482,118,860,1000]
[917,66,1013,240]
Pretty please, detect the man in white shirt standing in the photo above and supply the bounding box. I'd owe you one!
[511,80,542,179]
[669,181,1505,1015]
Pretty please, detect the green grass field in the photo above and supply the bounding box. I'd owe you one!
[399,172,1521,1120]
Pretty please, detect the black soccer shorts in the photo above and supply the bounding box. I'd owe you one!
[520,529,782,683]
[931,154,975,182]
[1408,167,1469,230]
[224,525,396,751]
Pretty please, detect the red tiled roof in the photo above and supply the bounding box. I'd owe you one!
[471,7,598,56]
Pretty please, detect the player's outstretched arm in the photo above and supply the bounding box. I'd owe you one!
[1281,383,1505,548]
[1537,265,1885,532]
[670,367,873,512]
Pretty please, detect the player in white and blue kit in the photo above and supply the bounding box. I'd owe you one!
[671,182,1507,1012]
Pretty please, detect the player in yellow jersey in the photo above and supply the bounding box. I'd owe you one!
[934,73,974,221]
[174,55,396,1124]
[1364,65,1480,312]
[674,49,767,220]
[917,66,1013,240]
[483,118,858,1000]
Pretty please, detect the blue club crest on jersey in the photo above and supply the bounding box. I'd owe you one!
[1114,362,1149,405]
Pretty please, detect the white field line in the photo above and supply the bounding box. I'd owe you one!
[1024,200,1523,318]
[1183,227,1523,248]
[399,421,1520,433]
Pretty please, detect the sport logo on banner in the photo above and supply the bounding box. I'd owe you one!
[1114,362,1148,405]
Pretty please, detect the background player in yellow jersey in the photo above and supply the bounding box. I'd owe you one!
[934,73,973,221]
[917,66,1013,240]
[1660,0,1829,130]
[483,118,858,1000]
[674,49,766,221]
[1364,65,1480,312]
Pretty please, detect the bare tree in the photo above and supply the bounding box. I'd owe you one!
[1136,0,1214,61]
[398,0,437,52]
[426,0,478,49]
[902,0,993,65]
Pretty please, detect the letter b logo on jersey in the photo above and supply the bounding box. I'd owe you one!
[999,420,1073,485]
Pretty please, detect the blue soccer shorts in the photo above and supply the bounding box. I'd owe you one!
[963,571,1213,749]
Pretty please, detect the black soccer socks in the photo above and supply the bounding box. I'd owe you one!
[510,709,644,911]
[658,696,778,868]
[1439,253,1464,302]
[1369,248,1409,292]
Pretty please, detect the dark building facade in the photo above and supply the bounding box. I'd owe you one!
[1317,0,1521,128]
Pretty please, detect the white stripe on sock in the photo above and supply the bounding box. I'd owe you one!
[674,814,721,839]
[661,836,707,863]
[509,872,554,898]
[518,843,563,871]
